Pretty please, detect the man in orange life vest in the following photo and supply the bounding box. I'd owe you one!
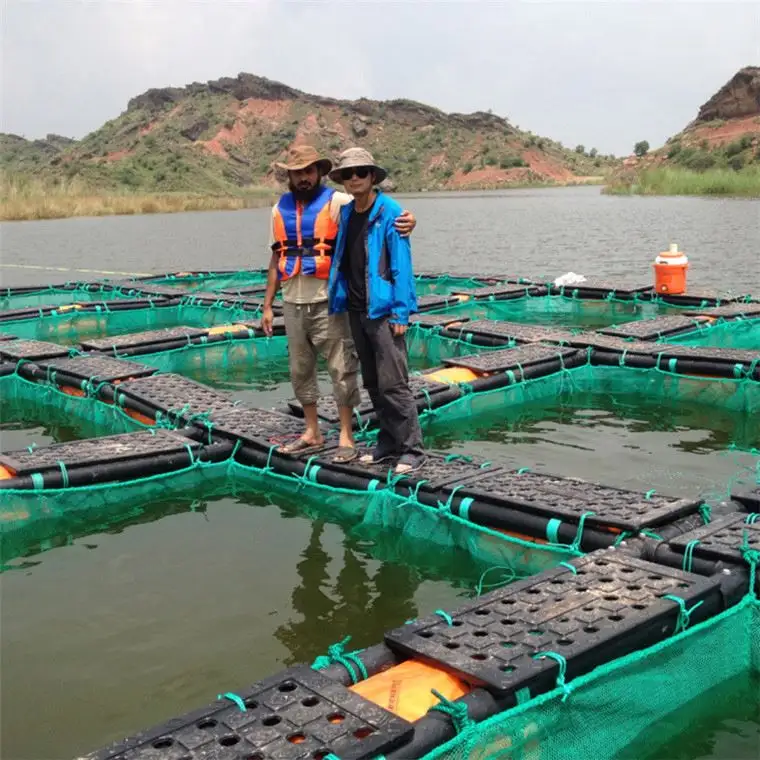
[261,145,416,461]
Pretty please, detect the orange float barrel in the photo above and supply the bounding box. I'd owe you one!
[653,242,689,295]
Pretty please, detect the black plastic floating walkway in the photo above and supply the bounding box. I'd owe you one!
[450,283,548,300]
[21,355,158,385]
[209,407,315,449]
[443,344,582,377]
[81,326,208,353]
[667,513,759,568]
[599,315,709,340]
[547,279,652,300]
[287,376,458,425]
[685,301,760,318]
[442,320,576,346]
[415,294,463,312]
[0,339,71,361]
[654,289,746,307]
[0,429,214,490]
[85,665,413,760]
[732,488,760,511]
[409,313,470,329]
[586,341,760,379]
[113,374,241,423]
[97,280,189,298]
[0,298,168,324]
[385,551,719,696]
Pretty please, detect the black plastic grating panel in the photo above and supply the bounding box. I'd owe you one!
[732,488,760,512]
[210,407,313,446]
[86,665,413,760]
[445,470,700,531]
[558,333,657,352]
[444,345,580,373]
[669,513,760,565]
[220,285,268,296]
[685,301,760,318]
[179,290,246,305]
[385,551,718,695]
[448,320,576,344]
[656,289,744,306]
[409,313,471,328]
[0,339,70,360]
[549,279,652,296]
[450,284,546,300]
[81,326,207,351]
[0,429,199,475]
[116,374,239,419]
[599,316,707,340]
[416,294,459,312]
[315,444,504,490]
[649,344,760,364]
[288,376,449,424]
[102,280,188,298]
[35,355,157,383]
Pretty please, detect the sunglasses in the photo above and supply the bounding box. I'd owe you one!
[339,166,372,181]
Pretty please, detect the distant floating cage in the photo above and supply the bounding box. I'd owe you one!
[1,268,758,760]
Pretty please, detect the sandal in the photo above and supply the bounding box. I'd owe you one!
[332,446,358,463]
[278,437,324,455]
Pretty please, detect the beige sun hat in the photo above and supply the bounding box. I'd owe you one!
[328,147,387,185]
[273,145,332,177]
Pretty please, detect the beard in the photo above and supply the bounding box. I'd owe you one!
[289,178,322,202]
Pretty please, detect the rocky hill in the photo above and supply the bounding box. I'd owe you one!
[621,66,760,175]
[1,73,614,195]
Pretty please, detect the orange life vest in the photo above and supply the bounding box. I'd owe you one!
[271,185,337,281]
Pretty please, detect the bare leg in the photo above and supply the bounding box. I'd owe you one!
[301,404,325,445]
[337,405,355,449]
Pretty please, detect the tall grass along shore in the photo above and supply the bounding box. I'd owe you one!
[0,177,276,222]
[604,166,760,198]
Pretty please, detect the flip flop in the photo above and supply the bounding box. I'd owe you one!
[278,438,324,455]
[332,446,358,463]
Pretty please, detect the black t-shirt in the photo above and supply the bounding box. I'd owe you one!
[341,204,373,311]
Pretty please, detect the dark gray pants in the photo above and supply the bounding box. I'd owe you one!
[348,312,424,457]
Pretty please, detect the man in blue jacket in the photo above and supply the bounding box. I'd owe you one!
[327,148,426,474]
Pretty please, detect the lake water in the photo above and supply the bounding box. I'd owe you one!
[1,186,759,760]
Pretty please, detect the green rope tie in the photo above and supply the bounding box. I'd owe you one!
[745,513,760,525]
[661,594,704,635]
[445,453,473,463]
[434,609,454,626]
[644,489,657,500]
[533,651,573,702]
[429,689,473,734]
[183,443,197,466]
[640,529,663,541]
[517,467,531,474]
[475,565,518,596]
[217,692,246,711]
[311,636,368,684]
[613,531,633,547]
[27,442,38,453]
[740,530,759,599]
[570,511,595,553]
[558,561,578,574]
[436,485,464,514]
[681,540,700,573]
[262,445,277,472]
[698,504,712,525]
[57,460,70,488]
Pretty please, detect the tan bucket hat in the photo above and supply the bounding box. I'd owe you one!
[273,145,332,176]
[328,147,387,185]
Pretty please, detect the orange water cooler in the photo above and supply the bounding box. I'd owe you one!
[653,243,689,295]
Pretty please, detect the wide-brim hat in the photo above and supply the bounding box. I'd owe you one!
[328,147,387,185]
[273,145,332,178]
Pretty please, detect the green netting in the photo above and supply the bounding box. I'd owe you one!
[0,286,139,311]
[0,372,576,573]
[419,593,760,760]
[132,335,290,381]
[663,317,760,350]
[0,302,263,343]
[411,364,760,432]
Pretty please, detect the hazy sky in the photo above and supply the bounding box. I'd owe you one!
[2,1,758,155]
